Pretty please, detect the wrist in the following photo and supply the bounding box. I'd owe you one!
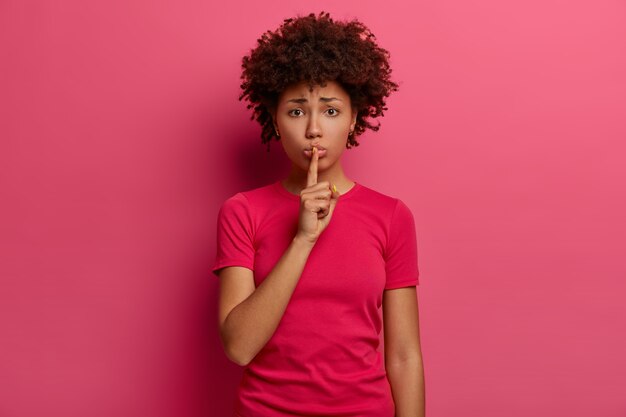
[293,233,317,248]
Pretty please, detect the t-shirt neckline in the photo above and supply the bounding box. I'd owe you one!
[273,180,361,201]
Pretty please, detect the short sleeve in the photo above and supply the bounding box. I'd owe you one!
[212,193,256,277]
[384,199,420,289]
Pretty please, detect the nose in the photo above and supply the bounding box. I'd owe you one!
[305,113,322,139]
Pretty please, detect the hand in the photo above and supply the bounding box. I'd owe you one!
[296,146,340,243]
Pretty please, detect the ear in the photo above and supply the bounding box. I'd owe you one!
[269,107,281,137]
[350,107,358,130]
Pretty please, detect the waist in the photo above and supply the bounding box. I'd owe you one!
[235,359,394,417]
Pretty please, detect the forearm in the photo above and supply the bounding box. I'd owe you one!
[223,234,315,366]
[386,356,425,417]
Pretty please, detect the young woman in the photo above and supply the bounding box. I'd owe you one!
[213,11,425,417]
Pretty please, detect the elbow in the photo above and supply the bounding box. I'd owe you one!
[228,346,251,367]
[385,351,424,371]
[226,349,250,367]
[221,333,252,367]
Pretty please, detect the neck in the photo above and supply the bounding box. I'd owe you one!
[282,161,353,194]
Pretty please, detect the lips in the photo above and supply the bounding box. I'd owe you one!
[303,147,327,158]
[306,145,326,151]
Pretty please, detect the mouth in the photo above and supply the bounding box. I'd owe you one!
[303,147,327,158]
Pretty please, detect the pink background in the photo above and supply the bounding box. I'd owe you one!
[1,1,625,416]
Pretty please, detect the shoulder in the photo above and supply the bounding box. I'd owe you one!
[219,192,250,215]
[219,182,276,210]
[353,184,416,246]
[355,182,413,218]
[240,181,276,198]
[217,182,282,230]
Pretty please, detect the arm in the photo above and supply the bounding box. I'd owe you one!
[383,286,425,417]
[218,234,315,366]
[217,148,337,366]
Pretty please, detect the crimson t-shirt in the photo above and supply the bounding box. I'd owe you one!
[212,180,420,417]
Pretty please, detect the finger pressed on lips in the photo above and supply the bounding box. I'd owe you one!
[306,147,337,196]
[304,147,327,158]
[306,146,318,187]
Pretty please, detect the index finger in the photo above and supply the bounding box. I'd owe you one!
[307,146,318,187]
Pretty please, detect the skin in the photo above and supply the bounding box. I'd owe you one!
[384,287,426,417]
[270,79,358,196]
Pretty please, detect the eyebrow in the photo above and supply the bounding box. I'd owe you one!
[286,97,343,104]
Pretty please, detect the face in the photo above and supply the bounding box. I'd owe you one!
[271,80,357,172]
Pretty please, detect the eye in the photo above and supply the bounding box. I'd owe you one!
[288,109,303,117]
[326,108,339,116]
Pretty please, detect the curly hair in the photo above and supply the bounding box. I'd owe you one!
[239,11,400,152]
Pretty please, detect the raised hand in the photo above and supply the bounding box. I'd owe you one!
[296,146,340,243]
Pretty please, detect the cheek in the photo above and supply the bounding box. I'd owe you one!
[278,124,300,142]
[280,139,303,160]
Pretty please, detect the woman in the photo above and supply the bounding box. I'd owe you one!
[213,11,425,417]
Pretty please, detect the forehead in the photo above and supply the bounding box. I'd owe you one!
[279,80,349,101]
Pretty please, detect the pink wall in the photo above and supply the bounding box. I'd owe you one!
[1,1,625,416]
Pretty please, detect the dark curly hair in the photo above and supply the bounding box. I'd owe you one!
[239,11,400,152]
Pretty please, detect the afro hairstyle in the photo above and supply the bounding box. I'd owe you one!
[238,11,400,151]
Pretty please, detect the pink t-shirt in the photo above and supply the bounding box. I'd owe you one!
[212,180,420,417]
